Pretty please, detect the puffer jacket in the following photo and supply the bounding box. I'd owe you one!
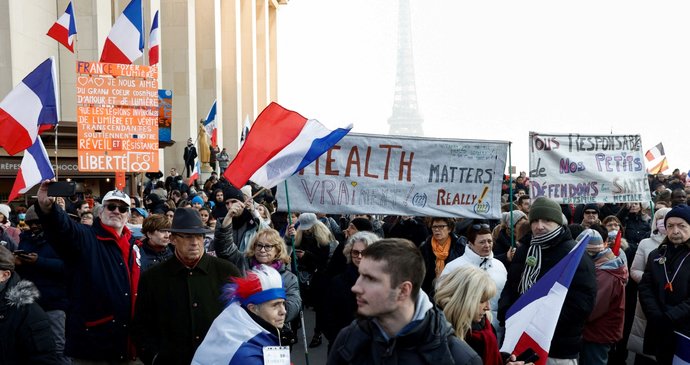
[0,274,57,364]
[327,292,481,365]
[583,249,628,344]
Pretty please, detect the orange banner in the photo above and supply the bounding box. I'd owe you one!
[77,61,159,173]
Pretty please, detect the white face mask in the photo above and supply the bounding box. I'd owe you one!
[656,219,667,235]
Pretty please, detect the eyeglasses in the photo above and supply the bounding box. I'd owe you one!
[431,225,448,230]
[584,211,598,215]
[351,249,364,257]
[472,223,490,230]
[256,243,276,252]
[105,204,129,214]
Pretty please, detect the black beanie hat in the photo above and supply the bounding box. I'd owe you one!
[665,204,690,227]
[223,185,245,202]
[529,197,563,224]
[583,203,600,214]
[350,217,373,232]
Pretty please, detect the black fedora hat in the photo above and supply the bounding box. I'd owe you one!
[164,208,213,234]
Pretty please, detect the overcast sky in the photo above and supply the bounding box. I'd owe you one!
[277,1,690,174]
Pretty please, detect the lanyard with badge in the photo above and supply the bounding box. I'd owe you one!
[263,346,290,365]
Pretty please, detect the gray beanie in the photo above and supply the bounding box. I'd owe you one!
[528,197,563,224]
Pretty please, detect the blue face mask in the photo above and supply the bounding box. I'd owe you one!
[18,213,26,221]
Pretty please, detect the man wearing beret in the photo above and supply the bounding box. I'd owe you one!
[499,197,596,364]
[638,204,690,364]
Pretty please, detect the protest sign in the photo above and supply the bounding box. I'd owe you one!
[276,133,508,219]
[76,61,159,172]
[158,89,172,142]
[529,132,651,204]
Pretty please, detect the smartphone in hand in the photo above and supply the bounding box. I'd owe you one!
[516,348,540,363]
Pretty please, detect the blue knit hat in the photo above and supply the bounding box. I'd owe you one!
[225,265,286,306]
[665,204,690,227]
[191,195,204,206]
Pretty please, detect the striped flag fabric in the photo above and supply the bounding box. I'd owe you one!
[192,302,280,365]
[223,102,352,189]
[500,232,591,364]
[100,0,144,64]
[188,160,200,186]
[648,157,669,175]
[0,57,59,156]
[8,137,55,202]
[148,10,159,66]
[240,114,250,145]
[203,100,217,147]
[674,332,690,365]
[645,142,665,162]
[46,1,77,52]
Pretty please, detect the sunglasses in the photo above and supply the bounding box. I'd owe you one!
[431,224,448,230]
[105,204,129,214]
[472,223,490,230]
[351,249,364,257]
[584,211,598,215]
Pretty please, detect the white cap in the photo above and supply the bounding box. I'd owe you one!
[0,204,10,220]
[102,190,130,206]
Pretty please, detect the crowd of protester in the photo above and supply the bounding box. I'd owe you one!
[0,166,689,364]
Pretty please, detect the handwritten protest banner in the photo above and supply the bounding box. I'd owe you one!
[529,132,651,204]
[76,61,159,172]
[276,133,508,219]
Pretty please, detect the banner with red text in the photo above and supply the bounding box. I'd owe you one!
[529,132,651,204]
[276,133,508,219]
[76,61,159,172]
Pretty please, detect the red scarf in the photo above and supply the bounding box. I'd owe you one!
[467,316,502,365]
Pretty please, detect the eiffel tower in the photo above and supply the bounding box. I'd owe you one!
[388,0,424,136]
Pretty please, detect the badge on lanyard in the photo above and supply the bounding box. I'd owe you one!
[263,346,290,365]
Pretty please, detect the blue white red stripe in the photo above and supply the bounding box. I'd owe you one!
[675,332,690,365]
[203,100,217,147]
[148,10,159,66]
[8,137,55,202]
[0,57,59,156]
[188,160,200,186]
[192,302,278,365]
[46,1,77,52]
[500,232,590,364]
[100,0,144,64]
[224,102,352,189]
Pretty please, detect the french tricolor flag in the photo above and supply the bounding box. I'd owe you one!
[0,57,59,156]
[188,160,200,186]
[224,102,352,189]
[8,137,55,202]
[675,332,690,365]
[46,1,77,52]
[203,100,217,147]
[192,302,279,365]
[148,10,159,66]
[100,0,144,64]
[500,232,590,364]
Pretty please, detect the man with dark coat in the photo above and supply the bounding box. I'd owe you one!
[183,138,198,178]
[36,183,142,363]
[0,245,57,364]
[638,204,690,365]
[327,238,481,365]
[132,208,241,365]
[498,197,597,363]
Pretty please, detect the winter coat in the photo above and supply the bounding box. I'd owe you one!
[15,230,68,312]
[617,208,651,245]
[419,233,466,296]
[638,240,690,365]
[498,227,596,359]
[387,217,429,247]
[37,203,141,361]
[131,254,241,365]
[138,239,174,272]
[583,249,628,344]
[627,233,664,356]
[324,263,359,343]
[327,292,482,365]
[0,274,57,364]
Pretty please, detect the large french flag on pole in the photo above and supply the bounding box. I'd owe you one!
[500,232,591,364]
[100,0,144,64]
[192,302,279,365]
[224,102,352,189]
[8,137,55,202]
[0,57,59,156]
[46,1,77,52]
[675,332,690,365]
[203,100,217,147]
[148,10,160,66]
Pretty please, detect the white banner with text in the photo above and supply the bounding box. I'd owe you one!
[276,133,508,219]
[529,132,651,204]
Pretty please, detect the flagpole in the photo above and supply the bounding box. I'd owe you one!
[283,180,310,365]
[508,142,514,248]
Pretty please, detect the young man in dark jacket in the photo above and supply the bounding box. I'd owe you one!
[327,238,481,365]
[36,182,142,363]
[498,197,596,362]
